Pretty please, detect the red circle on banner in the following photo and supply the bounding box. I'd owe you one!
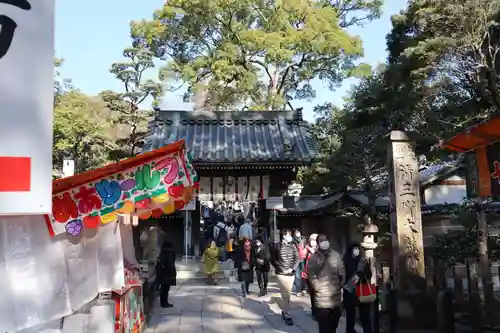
[83,215,101,229]
[151,208,163,218]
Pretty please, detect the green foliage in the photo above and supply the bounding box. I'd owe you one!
[131,0,382,110]
[431,204,500,266]
[100,46,162,159]
[52,59,114,176]
[53,90,114,175]
[301,0,500,197]
[299,71,390,195]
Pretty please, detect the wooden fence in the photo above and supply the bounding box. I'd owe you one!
[377,260,500,332]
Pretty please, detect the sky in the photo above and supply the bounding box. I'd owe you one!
[55,0,406,122]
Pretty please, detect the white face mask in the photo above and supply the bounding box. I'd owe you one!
[319,241,330,250]
[284,235,293,243]
[309,240,317,248]
[255,241,261,247]
[352,248,360,257]
[295,232,301,238]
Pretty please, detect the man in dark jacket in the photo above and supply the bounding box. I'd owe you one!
[271,229,301,325]
[343,243,373,333]
[253,236,271,296]
[308,234,345,333]
[155,242,177,308]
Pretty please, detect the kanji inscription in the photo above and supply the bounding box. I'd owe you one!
[0,0,31,59]
[387,132,425,292]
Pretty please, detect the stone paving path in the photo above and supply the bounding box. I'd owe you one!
[145,282,354,333]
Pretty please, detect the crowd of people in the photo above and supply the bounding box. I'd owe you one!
[155,225,376,333]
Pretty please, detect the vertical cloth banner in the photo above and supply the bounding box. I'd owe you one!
[470,141,500,198]
[0,215,125,332]
[0,0,54,214]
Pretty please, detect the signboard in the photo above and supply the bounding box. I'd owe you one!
[266,197,283,210]
[464,152,479,198]
[181,199,196,211]
[265,196,295,210]
[46,149,199,237]
[0,0,54,214]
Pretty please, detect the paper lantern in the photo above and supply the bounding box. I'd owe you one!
[162,201,175,214]
[117,200,134,214]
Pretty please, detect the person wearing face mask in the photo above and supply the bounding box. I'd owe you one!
[343,243,373,333]
[270,229,301,325]
[253,236,271,296]
[235,237,254,297]
[302,233,318,318]
[292,229,308,296]
[308,235,345,333]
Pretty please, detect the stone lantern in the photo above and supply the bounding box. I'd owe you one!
[361,215,378,260]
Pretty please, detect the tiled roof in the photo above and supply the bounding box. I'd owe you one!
[143,110,320,165]
[419,161,460,185]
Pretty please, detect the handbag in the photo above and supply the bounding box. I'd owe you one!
[355,282,376,303]
[241,261,251,271]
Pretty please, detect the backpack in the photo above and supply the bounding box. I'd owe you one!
[216,228,227,247]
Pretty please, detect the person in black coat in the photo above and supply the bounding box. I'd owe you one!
[253,236,271,296]
[155,242,177,308]
[343,243,373,333]
[234,237,254,297]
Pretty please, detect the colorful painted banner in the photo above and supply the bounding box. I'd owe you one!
[45,147,199,237]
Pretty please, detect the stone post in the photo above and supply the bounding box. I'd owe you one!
[361,215,378,283]
[387,131,428,326]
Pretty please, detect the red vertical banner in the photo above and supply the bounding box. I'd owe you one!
[0,156,31,192]
[476,147,491,197]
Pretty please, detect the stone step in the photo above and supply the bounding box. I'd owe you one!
[177,276,233,285]
[177,268,237,279]
[176,260,235,271]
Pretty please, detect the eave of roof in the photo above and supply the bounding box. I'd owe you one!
[441,117,500,152]
[143,110,320,165]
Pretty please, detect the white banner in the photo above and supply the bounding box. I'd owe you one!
[0,216,124,332]
[0,0,54,214]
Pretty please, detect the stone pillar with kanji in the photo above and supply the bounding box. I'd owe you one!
[387,131,429,326]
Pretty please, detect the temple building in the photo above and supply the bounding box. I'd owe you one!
[139,109,320,257]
